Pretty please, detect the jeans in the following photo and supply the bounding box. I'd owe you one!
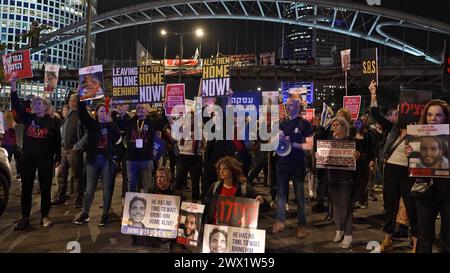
[127,160,153,193]
[56,148,84,200]
[416,190,450,253]
[21,155,54,218]
[383,163,417,237]
[330,182,353,235]
[276,164,307,227]
[175,154,202,201]
[83,155,116,216]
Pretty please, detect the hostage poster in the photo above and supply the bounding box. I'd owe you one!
[44,63,60,93]
[343,96,361,120]
[316,140,356,170]
[230,91,262,117]
[202,224,265,253]
[407,124,450,178]
[2,49,33,82]
[216,196,260,228]
[121,192,180,238]
[398,89,432,129]
[79,65,104,101]
[112,65,165,107]
[201,57,230,98]
[176,202,205,247]
[165,83,186,117]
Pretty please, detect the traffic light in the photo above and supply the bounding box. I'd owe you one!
[443,39,450,90]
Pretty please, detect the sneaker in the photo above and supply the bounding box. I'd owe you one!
[333,230,344,242]
[50,198,65,206]
[75,198,83,209]
[272,221,285,234]
[74,213,90,225]
[339,235,352,249]
[99,215,109,226]
[296,226,308,239]
[14,217,30,231]
[380,238,393,252]
[40,217,53,228]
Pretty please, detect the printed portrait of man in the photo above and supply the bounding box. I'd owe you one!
[125,196,147,228]
[414,136,449,169]
[208,228,227,253]
[182,213,199,241]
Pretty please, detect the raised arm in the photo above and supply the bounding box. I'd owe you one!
[10,79,31,124]
[77,96,96,129]
[368,80,393,132]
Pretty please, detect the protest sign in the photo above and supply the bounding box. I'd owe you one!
[340,49,351,71]
[44,63,59,93]
[2,49,33,82]
[316,140,356,170]
[112,65,165,107]
[164,59,202,75]
[230,91,261,117]
[407,124,450,178]
[121,192,180,238]
[302,108,315,123]
[229,54,256,67]
[79,65,104,101]
[361,48,378,85]
[165,83,186,116]
[177,202,205,247]
[343,96,361,120]
[216,196,260,228]
[398,89,432,129]
[202,224,266,253]
[201,57,230,98]
[259,52,275,66]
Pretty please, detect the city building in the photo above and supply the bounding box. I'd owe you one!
[281,3,351,65]
[1,0,97,107]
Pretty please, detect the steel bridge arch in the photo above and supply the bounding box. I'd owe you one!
[33,0,450,64]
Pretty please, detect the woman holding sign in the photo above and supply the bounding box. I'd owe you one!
[325,117,361,249]
[10,78,61,231]
[406,100,450,253]
[203,156,264,225]
[74,95,121,226]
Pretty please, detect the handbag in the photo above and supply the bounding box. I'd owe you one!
[410,178,432,197]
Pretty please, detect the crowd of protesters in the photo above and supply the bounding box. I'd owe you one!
[2,77,449,253]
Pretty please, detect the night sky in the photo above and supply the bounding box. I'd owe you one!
[95,0,449,62]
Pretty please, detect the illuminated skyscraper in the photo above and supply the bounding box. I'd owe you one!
[1,0,97,105]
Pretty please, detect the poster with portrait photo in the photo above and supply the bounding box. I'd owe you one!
[202,224,266,253]
[340,49,351,71]
[176,202,205,247]
[259,52,275,66]
[78,65,104,101]
[407,124,450,178]
[121,192,181,238]
[44,63,60,93]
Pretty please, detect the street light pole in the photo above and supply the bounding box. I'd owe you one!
[179,33,183,83]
